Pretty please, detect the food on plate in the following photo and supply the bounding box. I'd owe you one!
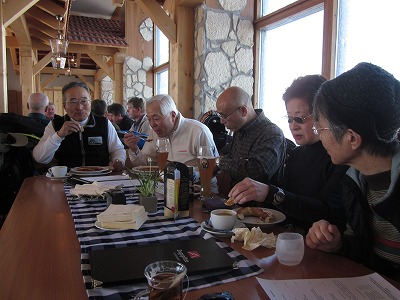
[75,166,105,172]
[236,207,275,223]
[224,197,235,206]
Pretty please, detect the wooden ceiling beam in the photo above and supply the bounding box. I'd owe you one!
[3,0,39,28]
[41,67,97,76]
[135,0,177,44]
[9,16,32,47]
[87,53,113,79]
[36,0,68,18]
[30,29,52,45]
[41,73,58,90]
[179,0,203,7]
[26,16,55,37]
[26,6,63,30]
[76,75,94,91]
[33,51,53,75]
[30,40,120,56]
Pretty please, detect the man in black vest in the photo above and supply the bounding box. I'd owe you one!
[33,82,125,170]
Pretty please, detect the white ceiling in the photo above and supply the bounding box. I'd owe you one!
[70,0,117,19]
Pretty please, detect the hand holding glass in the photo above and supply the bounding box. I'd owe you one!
[156,138,170,172]
[198,146,216,197]
[275,232,304,266]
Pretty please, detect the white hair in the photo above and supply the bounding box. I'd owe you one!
[146,94,178,116]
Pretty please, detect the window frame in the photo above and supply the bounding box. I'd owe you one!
[153,25,170,95]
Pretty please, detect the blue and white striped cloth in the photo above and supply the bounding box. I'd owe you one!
[64,184,263,299]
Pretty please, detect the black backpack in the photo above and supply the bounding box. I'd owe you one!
[200,111,230,153]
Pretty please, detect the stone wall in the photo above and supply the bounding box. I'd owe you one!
[194,0,253,119]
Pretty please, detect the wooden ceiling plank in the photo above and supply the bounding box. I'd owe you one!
[87,53,113,79]
[178,0,204,7]
[3,0,39,28]
[30,28,52,44]
[26,16,56,37]
[135,0,177,44]
[41,73,58,90]
[36,0,67,18]
[26,6,62,30]
[33,51,53,75]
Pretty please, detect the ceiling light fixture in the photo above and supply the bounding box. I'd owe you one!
[50,15,69,69]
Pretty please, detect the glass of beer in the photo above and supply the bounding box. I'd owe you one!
[156,138,170,173]
[198,145,216,198]
[133,260,188,300]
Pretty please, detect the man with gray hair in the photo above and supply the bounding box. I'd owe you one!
[27,93,50,125]
[124,94,217,167]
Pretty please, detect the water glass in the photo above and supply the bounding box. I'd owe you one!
[275,232,304,266]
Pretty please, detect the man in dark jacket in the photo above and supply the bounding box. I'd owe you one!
[107,103,134,131]
[306,63,400,280]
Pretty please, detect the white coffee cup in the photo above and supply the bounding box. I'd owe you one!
[210,209,237,231]
[275,232,305,266]
[49,166,68,177]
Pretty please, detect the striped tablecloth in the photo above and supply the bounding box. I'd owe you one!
[64,183,263,299]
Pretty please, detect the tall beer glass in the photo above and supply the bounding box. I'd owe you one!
[156,138,170,173]
[198,145,216,197]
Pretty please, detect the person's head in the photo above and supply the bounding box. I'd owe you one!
[107,103,127,125]
[62,82,91,122]
[216,86,256,132]
[313,62,400,165]
[283,75,327,146]
[45,102,56,120]
[127,97,146,121]
[146,94,178,137]
[27,93,49,114]
[91,99,108,117]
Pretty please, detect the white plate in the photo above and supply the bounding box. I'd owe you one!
[234,207,286,226]
[71,170,112,177]
[45,172,70,180]
[201,221,246,237]
[70,166,110,174]
[95,221,133,231]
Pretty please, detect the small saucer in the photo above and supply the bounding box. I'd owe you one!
[201,220,245,237]
[46,172,69,180]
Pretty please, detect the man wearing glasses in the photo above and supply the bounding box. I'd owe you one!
[33,82,125,170]
[216,86,286,187]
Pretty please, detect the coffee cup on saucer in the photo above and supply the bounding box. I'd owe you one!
[210,209,237,231]
[49,166,68,177]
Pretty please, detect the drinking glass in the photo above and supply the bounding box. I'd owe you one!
[275,232,304,266]
[197,145,216,197]
[156,138,170,173]
[133,260,188,300]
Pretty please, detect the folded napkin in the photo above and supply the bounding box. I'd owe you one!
[70,182,119,196]
[231,227,276,251]
[97,204,148,230]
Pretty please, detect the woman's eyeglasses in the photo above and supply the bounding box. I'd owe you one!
[312,125,331,135]
[285,114,313,124]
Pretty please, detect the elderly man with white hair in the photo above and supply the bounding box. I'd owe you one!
[27,93,50,125]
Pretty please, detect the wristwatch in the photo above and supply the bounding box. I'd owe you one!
[272,187,285,206]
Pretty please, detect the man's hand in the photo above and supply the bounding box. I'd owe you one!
[306,220,342,252]
[57,121,82,138]
[123,132,140,153]
[228,177,269,205]
[109,159,123,172]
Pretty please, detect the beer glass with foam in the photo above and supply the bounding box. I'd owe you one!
[156,138,170,173]
[198,145,216,197]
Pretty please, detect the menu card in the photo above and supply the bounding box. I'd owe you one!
[257,272,400,300]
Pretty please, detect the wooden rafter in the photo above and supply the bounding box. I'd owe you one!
[3,0,39,28]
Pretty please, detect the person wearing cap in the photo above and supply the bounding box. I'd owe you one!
[33,82,125,170]
[107,103,134,131]
[127,97,150,135]
[228,76,349,233]
[27,93,50,125]
[216,86,286,187]
[305,63,400,280]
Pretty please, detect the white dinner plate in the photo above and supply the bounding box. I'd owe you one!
[201,221,246,237]
[70,166,110,174]
[234,207,286,226]
[131,165,159,176]
[45,172,70,180]
[71,170,112,176]
[94,221,133,231]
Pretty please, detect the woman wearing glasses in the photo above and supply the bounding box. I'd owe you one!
[229,75,349,233]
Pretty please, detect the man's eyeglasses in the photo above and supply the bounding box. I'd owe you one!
[286,114,313,124]
[216,107,242,119]
[312,125,331,135]
[66,98,91,106]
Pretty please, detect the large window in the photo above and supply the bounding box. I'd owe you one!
[258,3,324,142]
[154,26,169,95]
[256,0,400,143]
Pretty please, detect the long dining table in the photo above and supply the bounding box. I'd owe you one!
[1,175,399,300]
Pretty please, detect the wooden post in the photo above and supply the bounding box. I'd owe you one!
[113,52,126,103]
[19,47,34,116]
[0,3,8,113]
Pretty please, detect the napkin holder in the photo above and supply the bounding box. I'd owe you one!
[164,162,189,219]
[105,189,126,206]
